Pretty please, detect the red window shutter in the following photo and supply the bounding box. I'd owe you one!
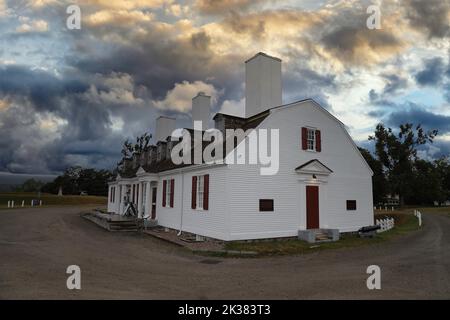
[191,176,197,209]
[315,130,321,152]
[162,180,166,207]
[170,179,175,207]
[301,127,307,150]
[203,174,209,210]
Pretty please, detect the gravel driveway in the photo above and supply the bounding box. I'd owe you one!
[0,206,449,299]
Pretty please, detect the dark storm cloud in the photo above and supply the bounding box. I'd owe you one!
[381,74,408,95]
[367,110,387,119]
[368,91,402,109]
[0,65,152,173]
[415,57,448,86]
[283,66,337,111]
[385,105,450,134]
[66,27,246,115]
[0,65,88,113]
[69,33,216,100]
[319,8,404,66]
[367,73,409,111]
[405,0,450,38]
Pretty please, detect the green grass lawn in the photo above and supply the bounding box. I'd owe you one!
[0,192,107,210]
[224,211,421,256]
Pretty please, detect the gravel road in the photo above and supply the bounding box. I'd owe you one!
[0,206,449,299]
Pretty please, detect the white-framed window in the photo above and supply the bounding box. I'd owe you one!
[166,179,172,207]
[307,128,316,151]
[197,175,204,210]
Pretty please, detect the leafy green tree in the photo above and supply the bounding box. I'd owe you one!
[41,166,113,196]
[358,147,387,204]
[369,123,438,205]
[412,159,443,205]
[434,157,450,205]
[19,178,45,192]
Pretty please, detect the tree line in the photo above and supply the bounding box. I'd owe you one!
[39,166,113,196]
[360,123,450,206]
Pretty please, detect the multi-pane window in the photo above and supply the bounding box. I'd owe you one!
[166,179,172,207]
[307,128,316,151]
[197,175,204,209]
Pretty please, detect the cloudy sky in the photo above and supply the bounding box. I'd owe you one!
[0,0,449,176]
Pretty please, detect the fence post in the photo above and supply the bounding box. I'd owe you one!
[22,200,24,207]
[31,200,33,207]
[7,201,10,208]
[11,200,14,208]
[39,200,42,206]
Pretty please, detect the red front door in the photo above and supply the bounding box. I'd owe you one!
[151,187,157,219]
[306,185,319,229]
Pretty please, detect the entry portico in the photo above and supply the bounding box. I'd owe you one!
[108,169,158,219]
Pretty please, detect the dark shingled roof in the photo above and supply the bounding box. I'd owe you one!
[118,110,272,177]
[118,98,316,178]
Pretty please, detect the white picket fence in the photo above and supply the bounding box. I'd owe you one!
[376,217,395,233]
[6,200,42,208]
[414,210,422,227]
[374,206,395,211]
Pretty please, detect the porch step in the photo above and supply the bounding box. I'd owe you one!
[298,228,340,243]
[315,231,332,241]
[108,220,138,232]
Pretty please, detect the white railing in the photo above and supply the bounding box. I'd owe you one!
[374,206,395,211]
[6,200,42,208]
[414,210,422,227]
[376,217,395,233]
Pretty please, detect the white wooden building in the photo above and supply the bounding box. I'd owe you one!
[107,53,374,241]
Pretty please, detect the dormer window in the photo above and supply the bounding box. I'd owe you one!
[301,127,322,152]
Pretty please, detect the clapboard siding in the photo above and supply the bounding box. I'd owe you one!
[227,100,373,239]
[156,166,230,240]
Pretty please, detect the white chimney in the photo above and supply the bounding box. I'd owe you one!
[192,92,211,130]
[155,116,176,142]
[245,52,282,118]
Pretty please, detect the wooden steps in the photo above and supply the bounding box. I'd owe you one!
[108,220,138,232]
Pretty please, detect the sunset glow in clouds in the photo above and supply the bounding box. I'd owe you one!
[0,0,449,174]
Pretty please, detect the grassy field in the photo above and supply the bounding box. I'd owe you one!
[224,209,422,256]
[0,192,107,209]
